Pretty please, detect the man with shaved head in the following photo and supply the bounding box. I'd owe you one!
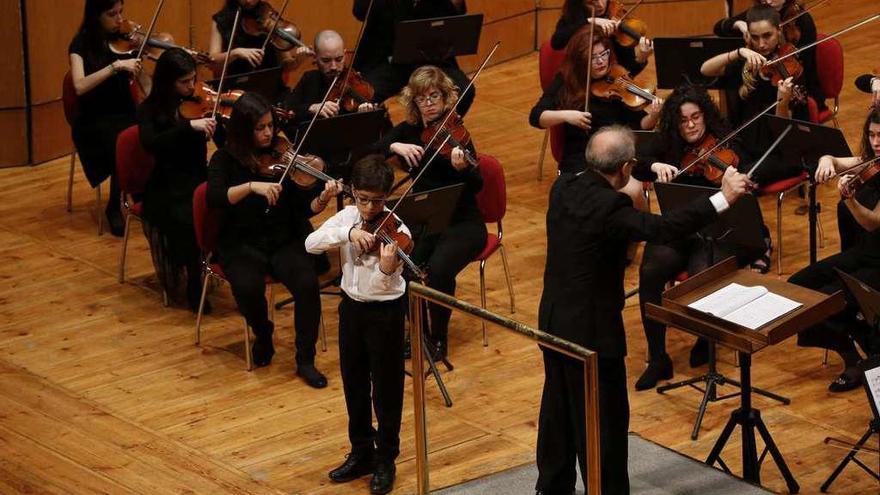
[535,125,753,495]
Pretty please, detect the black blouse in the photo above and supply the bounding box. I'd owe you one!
[213,7,280,76]
[549,6,647,77]
[529,73,646,174]
[206,147,321,256]
[68,33,137,121]
[714,10,823,104]
[370,120,483,224]
[138,104,208,226]
[634,130,754,186]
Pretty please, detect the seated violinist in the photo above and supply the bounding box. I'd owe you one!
[701,5,810,185]
[282,30,378,126]
[529,29,662,209]
[789,109,880,392]
[369,65,483,360]
[551,0,654,76]
[634,85,768,390]
[206,92,342,387]
[352,0,476,116]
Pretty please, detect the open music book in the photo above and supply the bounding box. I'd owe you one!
[688,283,802,330]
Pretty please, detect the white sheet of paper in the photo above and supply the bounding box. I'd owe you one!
[865,365,880,419]
[688,283,768,318]
[722,292,803,330]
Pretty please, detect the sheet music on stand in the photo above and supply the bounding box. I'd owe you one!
[865,359,880,421]
[688,283,802,330]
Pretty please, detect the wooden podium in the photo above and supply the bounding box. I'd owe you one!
[645,258,846,494]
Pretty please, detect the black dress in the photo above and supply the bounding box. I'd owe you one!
[528,73,646,174]
[352,0,475,116]
[549,5,647,77]
[206,148,327,365]
[370,121,487,349]
[68,33,137,189]
[138,104,207,303]
[213,7,280,76]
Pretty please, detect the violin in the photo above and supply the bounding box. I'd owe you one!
[110,20,212,65]
[420,112,479,168]
[679,134,740,185]
[178,82,295,122]
[328,61,376,113]
[605,0,648,48]
[590,64,657,109]
[780,1,804,45]
[256,136,352,195]
[240,0,310,77]
[842,156,880,197]
[361,211,426,281]
[759,43,807,104]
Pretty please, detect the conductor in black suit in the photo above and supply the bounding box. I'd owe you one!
[535,125,753,495]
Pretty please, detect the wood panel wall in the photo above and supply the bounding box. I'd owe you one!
[8,0,731,167]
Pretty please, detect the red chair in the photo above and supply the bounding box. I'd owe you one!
[756,171,819,275]
[808,34,844,126]
[115,126,156,288]
[192,182,281,371]
[63,71,104,235]
[472,154,516,345]
[536,40,567,180]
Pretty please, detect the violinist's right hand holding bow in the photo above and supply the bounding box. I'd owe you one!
[310,100,340,118]
[112,58,142,75]
[589,16,618,37]
[190,117,217,139]
[232,47,264,67]
[720,166,754,205]
[650,162,678,183]
[561,110,592,130]
[815,155,836,184]
[738,48,766,73]
[389,142,425,169]
[250,181,282,205]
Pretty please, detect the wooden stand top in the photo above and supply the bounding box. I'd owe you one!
[645,258,846,354]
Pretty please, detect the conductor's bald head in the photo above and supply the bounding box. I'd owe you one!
[585,126,636,175]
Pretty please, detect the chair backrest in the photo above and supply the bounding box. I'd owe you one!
[814,33,844,100]
[62,71,78,125]
[192,182,224,253]
[538,41,567,164]
[115,125,155,197]
[475,154,506,224]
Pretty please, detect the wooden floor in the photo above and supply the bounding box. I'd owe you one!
[3,3,880,494]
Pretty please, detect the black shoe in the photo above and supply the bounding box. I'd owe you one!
[328,451,375,483]
[430,340,448,361]
[297,363,328,388]
[635,354,673,391]
[251,336,274,368]
[689,338,709,368]
[828,367,862,392]
[370,461,396,495]
[106,209,125,237]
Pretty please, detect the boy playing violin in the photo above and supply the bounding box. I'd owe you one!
[305,155,409,495]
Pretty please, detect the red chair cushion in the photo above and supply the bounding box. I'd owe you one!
[475,154,506,223]
[757,171,809,195]
[62,71,78,125]
[539,41,566,90]
[549,125,564,165]
[193,182,224,253]
[675,271,689,283]
[116,126,155,197]
[814,34,843,100]
[816,108,835,124]
[474,234,501,262]
[129,202,144,217]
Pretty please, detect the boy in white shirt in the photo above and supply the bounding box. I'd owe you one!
[305,155,409,495]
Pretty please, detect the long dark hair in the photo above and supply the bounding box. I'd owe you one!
[746,4,782,29]
[142,48,196,121]
[860,109,880,160]
[657,85,730,157]
[74,0,122,63]
[225,92,274,170]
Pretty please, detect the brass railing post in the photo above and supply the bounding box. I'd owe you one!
[409,293,429,495]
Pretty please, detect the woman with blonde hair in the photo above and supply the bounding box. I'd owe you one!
[370,65,486,360]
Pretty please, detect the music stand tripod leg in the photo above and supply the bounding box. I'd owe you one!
[820,420,880,492]
[754,413,800,493]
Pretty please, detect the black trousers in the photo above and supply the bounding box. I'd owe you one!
[411,219,487,345]
[365,60,475,117]
[638,235,750,360]
[339,294,406,462]
[220,241,321,366]
[789,245,880,359]
[536,349,630,495]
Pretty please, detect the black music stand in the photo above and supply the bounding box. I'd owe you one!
[207,65,285,103]
[654,182,789,439]
[766,115,853,265]
[390,184,464,408]
[653,37,745,89]
[821,272,880,492]
[392,14,483,64]
[296,109,389,178]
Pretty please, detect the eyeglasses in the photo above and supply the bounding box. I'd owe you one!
[591,49,611,61]
[414,92,443,106]
[679,112,704,127]
[353,192,387,207]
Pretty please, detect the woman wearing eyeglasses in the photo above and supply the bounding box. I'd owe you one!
[530,31,662,207]
[206,92,342,387]
[369,65,485,360]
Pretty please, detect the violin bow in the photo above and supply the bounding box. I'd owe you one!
[259,0,290,53]
[134,0,167,62]
[374,42,501,233]
[766,13,880,67]
[779,0,832,27]
[673,99,779,178]
[336,0,375,105]
[616,0,645,23]
[746,124,792,179]
[272,74,341,189]
[825,155,880,181]
[585,5,596,113]
[211,7,242,120]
